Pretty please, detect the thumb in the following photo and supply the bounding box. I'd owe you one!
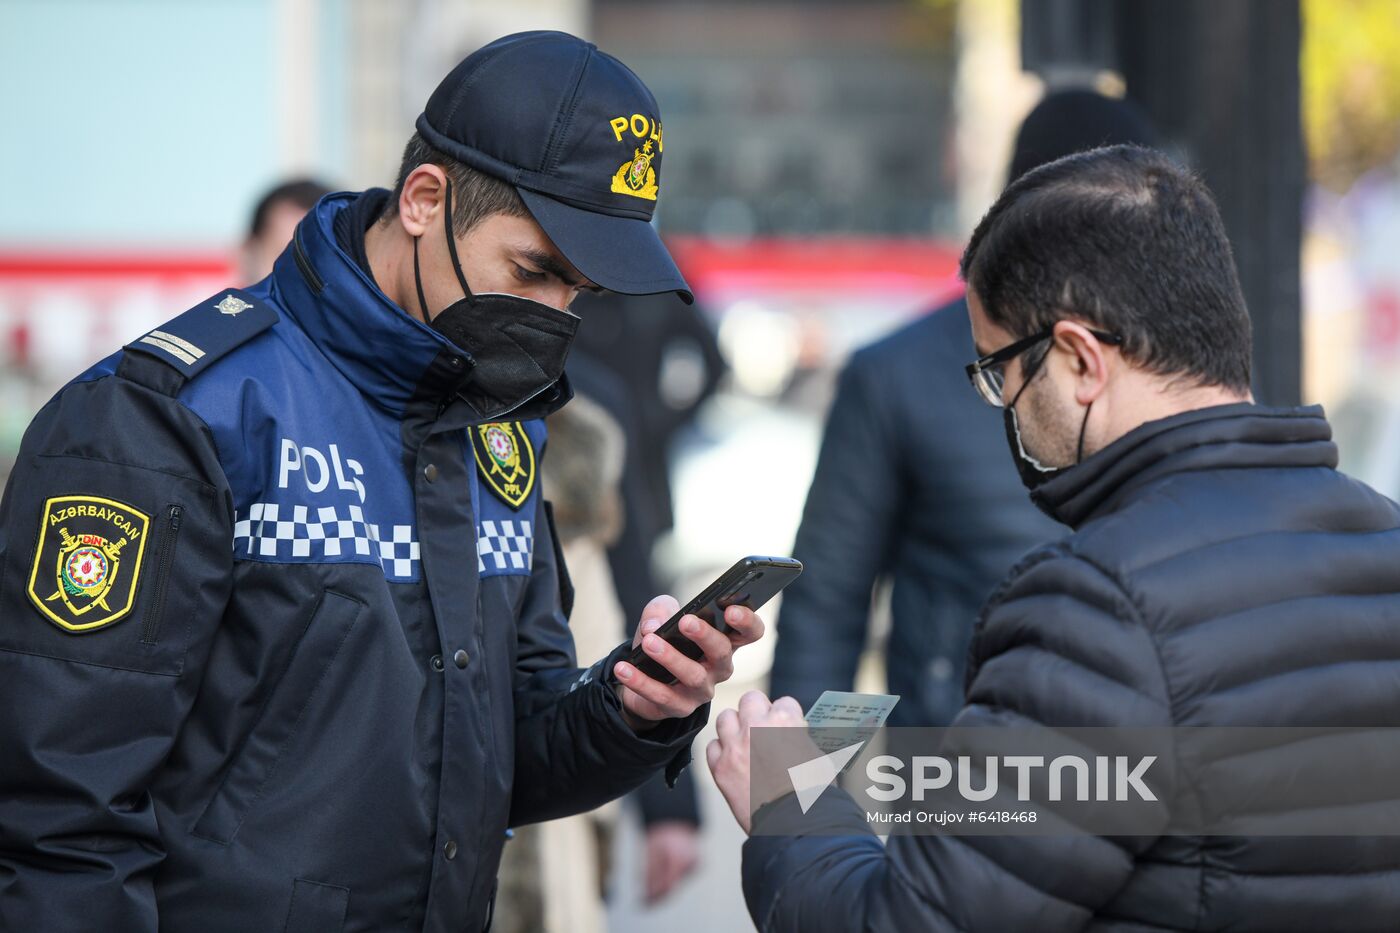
[634,594,680,646]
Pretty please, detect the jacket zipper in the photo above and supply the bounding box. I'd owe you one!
[141,504,184,645]
[292,230,325,294]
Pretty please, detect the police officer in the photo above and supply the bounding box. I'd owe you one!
[0,31,761,932]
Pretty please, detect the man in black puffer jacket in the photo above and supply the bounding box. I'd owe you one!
[707,144,1400,931]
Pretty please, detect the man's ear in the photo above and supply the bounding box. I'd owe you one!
[1053,321,1112,406]
[398,165,448,238]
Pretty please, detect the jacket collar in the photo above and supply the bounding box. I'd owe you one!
[269,190,571,421]
[1032,402,1339,529]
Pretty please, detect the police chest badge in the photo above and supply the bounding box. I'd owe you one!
[471,422,535,510]
[27,495,150,633]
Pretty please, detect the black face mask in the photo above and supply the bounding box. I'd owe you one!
[1002,364,1092,492]
[413,180,580,420]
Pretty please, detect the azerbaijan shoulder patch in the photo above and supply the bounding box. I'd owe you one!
[27,495,150,633]
[471,422,536,510]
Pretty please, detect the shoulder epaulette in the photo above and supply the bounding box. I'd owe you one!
[123,288,278,382]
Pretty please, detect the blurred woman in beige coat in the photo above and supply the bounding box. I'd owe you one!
[495,394,629,933]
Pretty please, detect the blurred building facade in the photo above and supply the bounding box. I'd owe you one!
[3,6,1400,930]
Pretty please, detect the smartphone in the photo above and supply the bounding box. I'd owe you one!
[623,556,803,685]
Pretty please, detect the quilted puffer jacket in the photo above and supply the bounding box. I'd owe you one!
[743,403,1400,932]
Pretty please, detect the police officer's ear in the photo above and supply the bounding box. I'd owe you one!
[398,165,450,239]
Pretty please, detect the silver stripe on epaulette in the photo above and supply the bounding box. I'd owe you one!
[147,329,205,359]
[138,335,198,365]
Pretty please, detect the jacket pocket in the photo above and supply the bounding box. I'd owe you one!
[140,503,183,645]
[282,878,349,933]
[192,590,363,845]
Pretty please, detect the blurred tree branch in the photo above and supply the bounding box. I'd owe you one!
[1303,0,1400,189]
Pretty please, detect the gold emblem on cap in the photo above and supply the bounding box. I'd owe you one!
[611,140,659,201]
[215,294,253,316]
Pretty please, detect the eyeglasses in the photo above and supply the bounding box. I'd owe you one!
[964,326,1123,408]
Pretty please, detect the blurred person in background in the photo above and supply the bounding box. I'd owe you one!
[568,289,728,903]
[497,393,629,933]
[0,31,766,932]
[713,144,1400,932]
[571,289,727,627]
[769,89,1157,727]
[567,351,704,905]
[239,178,332,284]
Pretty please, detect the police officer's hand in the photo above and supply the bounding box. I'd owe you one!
[613,594,765,728]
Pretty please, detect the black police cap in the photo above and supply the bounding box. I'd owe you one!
[417,31,692,303]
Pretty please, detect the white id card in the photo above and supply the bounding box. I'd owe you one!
[804,690,899,755]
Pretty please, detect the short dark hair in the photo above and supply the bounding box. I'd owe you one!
[960,144,1252,392]
[247,178,332,240]
[381,132,528,236]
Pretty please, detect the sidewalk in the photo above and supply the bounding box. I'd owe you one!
[608,669,762,933]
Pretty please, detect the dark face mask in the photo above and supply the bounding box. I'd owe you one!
[1002,359,1092,492]
[413,180,580,420]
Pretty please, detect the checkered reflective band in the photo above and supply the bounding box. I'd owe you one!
[233,503,421,581]
[232,504,534,581]
[477,519,534,576]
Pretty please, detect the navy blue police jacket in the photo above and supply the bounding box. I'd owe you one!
[0,192,705,933]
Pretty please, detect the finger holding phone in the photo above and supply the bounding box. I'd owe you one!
[613,596,760,727]
[610,557,801,730]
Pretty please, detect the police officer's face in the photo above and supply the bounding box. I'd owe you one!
[445,212,601,313]
[398,167,599,318]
